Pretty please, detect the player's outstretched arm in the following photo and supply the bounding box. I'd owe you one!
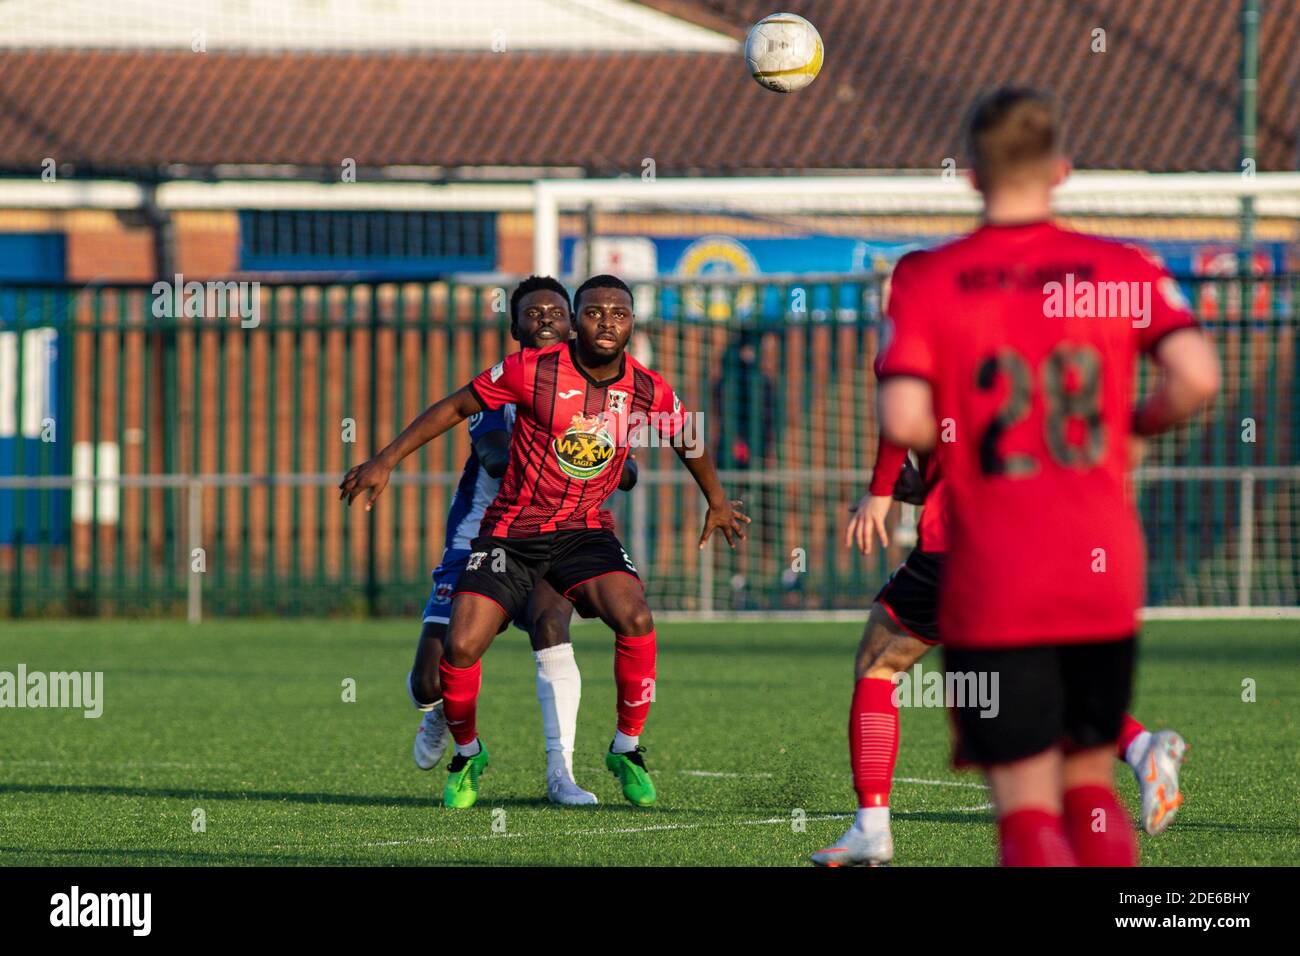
[879,377,936,451]
[1133,328,1220,437]
[671,443,750,549]
[339,386,482,510]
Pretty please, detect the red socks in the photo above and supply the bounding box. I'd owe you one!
[614,632,657,736]
[438,658,481,746]
[998,790,1137,867]
[441,633,657,748]
[998,808,1078,866]
[850,677,899,808]
[1117,713,1145,760]
[1063,784,1138,866]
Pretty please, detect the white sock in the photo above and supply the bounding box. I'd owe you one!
[454,737,481,758]
[855,806,890,832]
[611,730,639,754]
[535,644,581,775]
[1125,730,1153,770]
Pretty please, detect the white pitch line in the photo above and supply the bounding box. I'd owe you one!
[895,777,989,790]
[0,759,241,770]
[341,813,855,848]
[296,791,994,852]
[679,770,775,779]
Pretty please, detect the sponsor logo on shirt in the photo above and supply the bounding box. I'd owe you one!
[553,413,617,480]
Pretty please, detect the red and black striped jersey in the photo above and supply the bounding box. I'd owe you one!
[467,341,684,537]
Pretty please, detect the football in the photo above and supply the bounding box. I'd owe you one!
[745,12,824,93]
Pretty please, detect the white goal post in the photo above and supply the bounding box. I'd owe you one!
[532,172,1300,276]
[530,172,1300,619]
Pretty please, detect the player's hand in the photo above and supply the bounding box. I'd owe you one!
[339,456,393,511]
[845,493,892,555]
[699,497,751,550]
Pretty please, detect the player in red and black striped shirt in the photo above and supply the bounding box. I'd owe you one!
[342,274,749,809]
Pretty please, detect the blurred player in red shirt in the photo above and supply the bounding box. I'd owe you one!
[873,89,1219,866]
[815,429,1192,865]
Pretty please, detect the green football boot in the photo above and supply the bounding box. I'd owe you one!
[442,740,490,809]
[605,744,657,807]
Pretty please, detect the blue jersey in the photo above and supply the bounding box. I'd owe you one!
[443,404,515,551]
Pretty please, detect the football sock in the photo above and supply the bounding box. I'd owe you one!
[535,643,581,775]
[855,806,890,832]
[614,631,656,738]
[611,730,639,754]
[407,670,440,712]
[1063,784,1138,866]
[1124,731,1153,771]
[453,737,481,759]
[997,808,1078,867]
[1117,713,1148,764]
[438,658,481,747]
[850,677,899,809]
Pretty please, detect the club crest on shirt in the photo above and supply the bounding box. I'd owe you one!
[607,389,629,415]
[554,412,616,480]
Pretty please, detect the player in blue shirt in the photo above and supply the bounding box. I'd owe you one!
[406,276,638,805]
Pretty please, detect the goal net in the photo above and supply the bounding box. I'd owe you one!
[531,173,1300,616]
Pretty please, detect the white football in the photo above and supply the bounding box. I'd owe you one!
[745,12,824,93]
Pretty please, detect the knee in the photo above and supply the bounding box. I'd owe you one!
[444,639,483,669]
[530,609,571,650]
[854,607,917,680]
[856,645,901,682]
[615,602,654,638]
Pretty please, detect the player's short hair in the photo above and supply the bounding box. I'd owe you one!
[965,87,1060,186]
[510,275,571,328]
[573,274,633,312]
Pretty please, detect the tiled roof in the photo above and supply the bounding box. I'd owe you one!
[0,0,1293,178]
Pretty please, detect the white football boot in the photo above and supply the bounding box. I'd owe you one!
[545,753,598,806]
[811,824,894,867]
[413,704,450,771]
[1135,729,1187,835]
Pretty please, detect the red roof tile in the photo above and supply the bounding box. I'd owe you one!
[0,1,1293,177]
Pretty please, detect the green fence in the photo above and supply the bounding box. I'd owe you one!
[0,275,1297,617]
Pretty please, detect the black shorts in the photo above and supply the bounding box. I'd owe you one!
[874,548,943,643]
[453,529,641,623]
[944,636,1136,766]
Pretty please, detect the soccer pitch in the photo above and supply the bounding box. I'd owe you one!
[1,619,1296,867]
